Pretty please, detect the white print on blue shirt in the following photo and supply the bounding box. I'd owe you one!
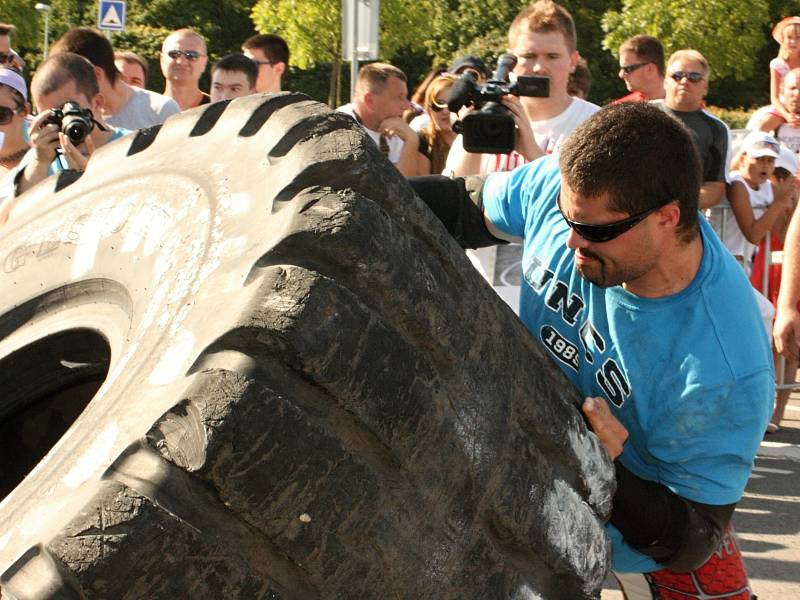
[524,253,631,407]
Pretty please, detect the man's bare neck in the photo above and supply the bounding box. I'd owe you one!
[165,82,203,111]
[623,234,704,298]
[103,80,134,115]
[521,93,574,122]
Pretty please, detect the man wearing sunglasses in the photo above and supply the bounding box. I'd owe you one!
[410,101,772,598]
[160,29,210,111]
[0,23,25,74]
[242,34,289,94]
[51,28,179,131]
[613,35,665,104]
[658,49,730,210]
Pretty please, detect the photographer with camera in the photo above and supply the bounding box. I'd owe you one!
[12,52,128,198]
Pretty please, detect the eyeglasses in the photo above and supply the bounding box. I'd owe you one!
[0,104,22,125]
[619,62,650,75]
[668,71,705,83]
[430,97,449,112]
[557,194,674,243]
[252,59,277,67]
[165,49,206,61]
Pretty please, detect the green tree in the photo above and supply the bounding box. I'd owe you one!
[602,0,770,82]
[251,0,435,106]
[0,1,41,49]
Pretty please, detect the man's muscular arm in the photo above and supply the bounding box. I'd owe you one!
[408,175,518,247]
[584,396,734,572]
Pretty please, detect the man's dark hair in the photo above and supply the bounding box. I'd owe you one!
[32,52,100,103]
[115,50,149,82]
[242,33,290,66]
[212,53,258,89]
[559,102,701,243]
[0,23,16,36]
[620,35,665,77]
[51,27,118,86]
[567,57,592,98]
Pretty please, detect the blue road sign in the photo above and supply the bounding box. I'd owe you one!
[98,0,126,32]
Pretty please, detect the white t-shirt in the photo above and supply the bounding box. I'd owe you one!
[721,172,773,269]
[443,97,600,176]
[777,123,800,154]
[105,87,181,130]
[337,103,405,165]
[445,97,600,314]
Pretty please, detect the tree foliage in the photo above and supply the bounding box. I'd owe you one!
[602,0,770,81]
[0,0,41,49]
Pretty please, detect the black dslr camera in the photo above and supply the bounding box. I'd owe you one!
[45,101,95,146]
[448,53,549,154]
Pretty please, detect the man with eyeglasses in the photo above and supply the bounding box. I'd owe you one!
[51,28,179,130]
[410,101,771,599]
[613,35,665,103]
[242,34,289,94]
[0,23,25,73]
[658,49,730,210]
[160,29,210,111]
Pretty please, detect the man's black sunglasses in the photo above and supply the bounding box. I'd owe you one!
[165,49,205,61]
[619,62,650,75]
[668,71,704,83]
[0,104,22,125]
[557,195,674,243]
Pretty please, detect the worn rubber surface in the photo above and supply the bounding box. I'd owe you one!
[0,93,614,599]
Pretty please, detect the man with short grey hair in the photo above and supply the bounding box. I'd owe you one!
[337,63,419,176]
[161,29,210,111]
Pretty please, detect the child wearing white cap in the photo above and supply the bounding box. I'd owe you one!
[722,131,796,271]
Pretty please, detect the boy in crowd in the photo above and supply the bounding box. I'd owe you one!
[210,54,258,102]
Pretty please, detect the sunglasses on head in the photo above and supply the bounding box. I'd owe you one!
[430,97,449,112]
[668,71,704,83]
[0,104,22,125]
[619,62,650,75]
[557,195,674,243]
[165,49,205,61]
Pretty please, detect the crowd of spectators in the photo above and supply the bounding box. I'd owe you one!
[0,2,798,598]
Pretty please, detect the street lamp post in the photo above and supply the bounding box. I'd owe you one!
[35,3,51,59]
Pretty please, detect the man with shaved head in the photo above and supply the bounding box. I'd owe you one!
[160,29,210,111]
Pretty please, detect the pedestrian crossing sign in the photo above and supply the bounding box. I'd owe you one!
[98,0,126,32]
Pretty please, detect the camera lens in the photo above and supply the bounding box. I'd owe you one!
[63,119,90,145]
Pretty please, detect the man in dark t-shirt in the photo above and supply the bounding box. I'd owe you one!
[658,49,729,210]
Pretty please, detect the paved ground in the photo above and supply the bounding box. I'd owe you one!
[602,392,800,599]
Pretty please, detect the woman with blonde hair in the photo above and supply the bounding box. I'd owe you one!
[416,74,457,175]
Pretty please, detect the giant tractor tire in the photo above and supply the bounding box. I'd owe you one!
[0,93,614,599]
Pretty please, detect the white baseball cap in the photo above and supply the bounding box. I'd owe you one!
[0,67,27,102]
[741,131,780,159]
[775,145,799,175]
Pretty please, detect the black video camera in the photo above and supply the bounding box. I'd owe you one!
[448,53,549,154]
[45,101,95,146]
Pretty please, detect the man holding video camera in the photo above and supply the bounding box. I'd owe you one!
[445,0,599,313]
[444,0,599,177]
[13,52,129,197]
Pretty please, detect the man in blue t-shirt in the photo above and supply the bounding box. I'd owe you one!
[410,102,772,597]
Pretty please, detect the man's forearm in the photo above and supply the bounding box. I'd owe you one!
[611,461,734,572]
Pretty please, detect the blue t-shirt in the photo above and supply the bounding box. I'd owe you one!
[483,154,774,573]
